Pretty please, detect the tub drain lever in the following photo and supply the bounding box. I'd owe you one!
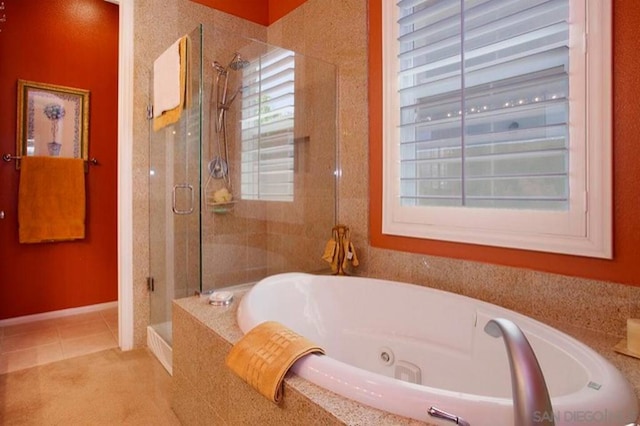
[427,406,470,426]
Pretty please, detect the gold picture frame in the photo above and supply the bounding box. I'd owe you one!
[16,80,90,168]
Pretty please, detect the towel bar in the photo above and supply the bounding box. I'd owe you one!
[3,153,99,170]
[2,154,19,162]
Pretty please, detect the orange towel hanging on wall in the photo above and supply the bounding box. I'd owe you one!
[18,156,86,243]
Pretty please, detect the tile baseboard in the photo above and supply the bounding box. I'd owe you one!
[0,301,118,327]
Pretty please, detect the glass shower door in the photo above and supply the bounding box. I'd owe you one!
[148,25,202,347]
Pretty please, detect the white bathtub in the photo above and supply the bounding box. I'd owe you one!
[236,273,639,426]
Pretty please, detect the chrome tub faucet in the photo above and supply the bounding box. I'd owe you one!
[484,318,554,426]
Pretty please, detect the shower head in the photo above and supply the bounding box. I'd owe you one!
[228,52,250,71]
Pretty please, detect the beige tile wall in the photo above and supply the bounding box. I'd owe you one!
[134,0,639,348]
[135,0,337,346]
[267,0,640,341]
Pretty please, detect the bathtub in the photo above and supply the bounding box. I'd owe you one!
[236,273,639,426]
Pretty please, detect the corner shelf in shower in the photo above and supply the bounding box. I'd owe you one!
[206,200,237,214]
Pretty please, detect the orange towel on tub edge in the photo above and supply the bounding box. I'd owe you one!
[225,321,325,403]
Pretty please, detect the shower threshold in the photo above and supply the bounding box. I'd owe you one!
[147,322,172,375]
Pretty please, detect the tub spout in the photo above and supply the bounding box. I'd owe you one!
[484,318,554,426]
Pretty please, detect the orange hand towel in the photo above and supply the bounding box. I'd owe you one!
[321,238,337,263]
[18,156,86,243]
[226,321,324,403]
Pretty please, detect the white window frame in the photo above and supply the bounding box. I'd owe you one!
[382,0,612,258]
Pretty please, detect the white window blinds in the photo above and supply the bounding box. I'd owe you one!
[383,0,612,258]
[397,0,570,210]
[241,48,295,202]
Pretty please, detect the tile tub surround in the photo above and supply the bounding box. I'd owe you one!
[172,286,640,426]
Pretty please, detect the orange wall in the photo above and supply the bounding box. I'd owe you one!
[0,0,119,319]
[188,0,307,25]
[369,0,640,287]
[189,0,270,25]
[268,0,308,23]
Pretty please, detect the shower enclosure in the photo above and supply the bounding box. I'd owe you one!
[147,25,337,373]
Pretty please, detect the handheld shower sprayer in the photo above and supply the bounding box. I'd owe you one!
[212,53,250,132]
[207,52,251,189]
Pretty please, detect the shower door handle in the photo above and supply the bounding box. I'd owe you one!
[172,183,194,215]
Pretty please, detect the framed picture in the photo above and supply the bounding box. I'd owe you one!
[16,80,90,167]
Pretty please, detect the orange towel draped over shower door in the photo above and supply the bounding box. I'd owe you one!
[18,156,86,243]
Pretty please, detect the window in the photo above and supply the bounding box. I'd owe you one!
[382,0,611,258]
[241,48,295,202]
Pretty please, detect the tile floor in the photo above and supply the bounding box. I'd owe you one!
[0,307,118,375]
